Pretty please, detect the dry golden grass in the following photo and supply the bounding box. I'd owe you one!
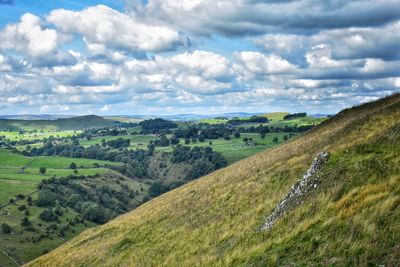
[27,94,400,266]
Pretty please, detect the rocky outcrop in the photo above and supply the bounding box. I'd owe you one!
[260,152,330,231]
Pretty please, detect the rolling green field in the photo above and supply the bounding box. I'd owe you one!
[162,132,296,163]
[0,179,37,204]
[78,132,296,164]
[267,116,326,127]
[79,134,157,148]
[0,149,121,207]
[259,112,290,121]
[198,113,325,127]
[0,149,32,167]
[198,118,229,124]
[28,156,120,169]
[0,130,78,141]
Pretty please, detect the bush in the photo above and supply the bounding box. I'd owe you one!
[39,209,58,222]
[82,203,110,224]
[148,181,167,198]
[36,190,58,207]
[1,223,12,234]
[21,217,31,227]
[39,167,47,175]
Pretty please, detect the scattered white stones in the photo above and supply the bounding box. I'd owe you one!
[260,152,330,231]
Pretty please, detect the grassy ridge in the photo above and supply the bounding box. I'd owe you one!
[28,94,400,266]
[0,115,114,131]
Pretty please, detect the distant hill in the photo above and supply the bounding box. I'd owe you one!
[28,94,400,266]
[0,115,73,120]
[0,115,115,131]
[259,112,290,121]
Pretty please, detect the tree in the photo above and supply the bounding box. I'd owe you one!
[159,135,170,146]
[36,190,57,207]
[148,181,167,197]
[234,131,241,138]
[273,136,279,143]
[185,138,190,145]
[82,203,109,224]
[70,162,77,169]
[27,196,32,206]
[170,137,180,145]
[223,133,230,140]
[39,167,46,175]
[198,135,205,142]
[21,217,31,227]
[261,132,266,139]
[209,141,212,146]
[283,135,288,141]
[1,223,11,234]
[243,137,249,143]
[39,209,57,222]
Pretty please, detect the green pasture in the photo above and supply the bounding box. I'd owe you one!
[79,134,157,148]
[267,116,326,127]
[28,156,121,169]
[185,132,295,163]
[151,132,296,163]
[0,130,79,141]
[0,179,37,204]
[198,118,228,124]
[260,112,290,121]
[0,149,32,167]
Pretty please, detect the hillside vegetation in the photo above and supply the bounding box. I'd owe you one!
[28,94,400,266]
[0,115,114,131]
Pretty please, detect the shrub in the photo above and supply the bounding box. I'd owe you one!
[1,223,12,234]
[36,190,58,207]
[39,209,58,222]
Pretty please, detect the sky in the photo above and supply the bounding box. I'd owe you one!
[0,0,399,115]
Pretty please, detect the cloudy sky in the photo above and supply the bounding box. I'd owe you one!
[0,0,399,115]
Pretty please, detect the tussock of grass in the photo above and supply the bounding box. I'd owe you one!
[28,94,400,266]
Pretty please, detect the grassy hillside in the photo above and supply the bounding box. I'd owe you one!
[260,112,289,121]
[0,115,114,131]
[28,94,400,266]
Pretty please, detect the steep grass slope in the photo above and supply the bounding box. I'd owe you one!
[0,115,114,130]
[28,94,400,266]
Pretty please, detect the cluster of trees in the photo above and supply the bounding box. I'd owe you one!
[78,127,131,140]
[36,175,140,224]
[173,124,232,141]
[146,145,227,197]
[151,135,175,147]
[227,116,269,125]
[0,135,42,148]
[283,113,307,120]
[238,124,314,135]
[1,223,12,234]
[172,145,227,168]
[139,118,177,134]
[102,138,131,149]
[148,180,184,198]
